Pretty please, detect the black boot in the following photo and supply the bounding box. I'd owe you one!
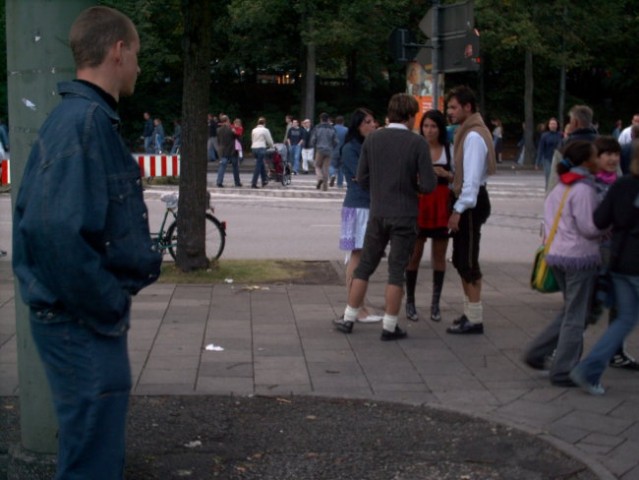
[430,270,444,322]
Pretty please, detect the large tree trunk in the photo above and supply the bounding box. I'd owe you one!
[524,49,535,166]
[302,41,316,122]
[176,0,212,271]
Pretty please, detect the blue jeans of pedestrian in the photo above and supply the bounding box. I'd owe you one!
[251,147,268,186]
[216,155,241,186]
[329,157,344,187]
[144,136,153,154]
[290,143,301,173]
[30,309,131,480]
[573,273,639,385]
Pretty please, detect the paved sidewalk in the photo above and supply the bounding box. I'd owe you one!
[1,259,638,479]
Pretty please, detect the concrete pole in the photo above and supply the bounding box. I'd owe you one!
[431,0,440,112]
[6,0,93,468]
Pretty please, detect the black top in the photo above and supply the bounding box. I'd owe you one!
[594,175,639,275]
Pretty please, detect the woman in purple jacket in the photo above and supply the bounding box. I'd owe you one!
[523,140,603,387]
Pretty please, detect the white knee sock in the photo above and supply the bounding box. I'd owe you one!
[467,301,483,324]
[382,314,398,332]
[463,295,469,317]
[344,305,360,322]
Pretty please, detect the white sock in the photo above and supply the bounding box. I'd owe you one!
[382,314,398,332]
[467,302,483,324]
[463,295,469,317]
[344,305,360,322]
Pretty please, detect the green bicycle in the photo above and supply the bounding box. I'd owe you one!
[152,192,226,261]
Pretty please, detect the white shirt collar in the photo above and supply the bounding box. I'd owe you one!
[387,123,409,130]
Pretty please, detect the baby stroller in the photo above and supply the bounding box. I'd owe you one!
[266,143,292,186]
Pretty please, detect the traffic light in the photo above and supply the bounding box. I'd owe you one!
[389,28,419,63]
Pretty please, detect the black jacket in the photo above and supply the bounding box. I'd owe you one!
[594,175,639,275]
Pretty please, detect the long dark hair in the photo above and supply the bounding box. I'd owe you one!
[344,108,374,145]
[420,109,449,147]
[557,140,595,175]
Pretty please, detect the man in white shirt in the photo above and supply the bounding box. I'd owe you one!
[617,114,639,145]
[445,86,496,335]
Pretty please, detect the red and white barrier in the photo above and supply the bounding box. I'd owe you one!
[135,154,180,178]
[0,159,9,185]
[0,155,180,185]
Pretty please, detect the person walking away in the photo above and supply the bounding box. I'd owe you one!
[444,86,496,335]
[333,93,436,339]
[216,115,242,187]
[523,141,603,386]
[338,108,381,323]
[251,116,274,188]
[330,115,348,187]
[207,113,218,161]
[12,7,162,479]
[491,118,503,163]
[285,119,303,174]
[405,110,454,323]
[232,118,244,162]
[152,117,165,153]
[589,136,639,369]
[570,141,639,394]
[169,118,181,154]
[535,117,563,189]
[310,112,338,191]
[546,105,597,194]
[300,118,313,174]
[142,111,153,153]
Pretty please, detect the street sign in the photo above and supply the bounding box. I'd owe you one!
[418,0,479,73]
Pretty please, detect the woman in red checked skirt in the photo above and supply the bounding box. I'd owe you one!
[405,110,454,322]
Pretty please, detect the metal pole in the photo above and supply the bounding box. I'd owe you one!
[431,0,440,111]
[6,0,93,464]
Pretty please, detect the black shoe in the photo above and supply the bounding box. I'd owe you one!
[550,378,577,388]
[381,325,407,341]
[262,181,269,187]
[302,170,309,174]
[235,183,243,187]
[406,302,419,322]
[446,316,483,335]
[610,352,639,370]
[251,184,259,189]
[334,317,354,334]
[329,176,336,187]
[316,179,323,190]
[217,183,224,188]
[430,304,441,322]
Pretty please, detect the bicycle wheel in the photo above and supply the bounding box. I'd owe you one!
[166,214,226,261]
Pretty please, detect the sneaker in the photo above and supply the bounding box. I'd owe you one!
[430,304,441,322]
[609,352,639,370]
[446,316,483,335]
[333,316,354,334]
[381,325,407,341]
[406,302,419,322]
[569,369,605,395]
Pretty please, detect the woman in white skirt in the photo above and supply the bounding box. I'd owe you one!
[339,108,380,322]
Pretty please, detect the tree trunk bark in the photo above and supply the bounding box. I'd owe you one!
[524,49,535,166]
[176,0,212,271]
[302,41,316,122]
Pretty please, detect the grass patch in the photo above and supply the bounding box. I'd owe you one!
[159,259,308,284]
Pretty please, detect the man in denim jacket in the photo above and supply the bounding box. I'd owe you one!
[12,7,161,479]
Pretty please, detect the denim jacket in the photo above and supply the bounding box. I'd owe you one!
[13,80,162,336]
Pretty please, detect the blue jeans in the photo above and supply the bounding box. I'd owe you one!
[30,309,131,480]
[216,155,241,186]
[329,156,344,187]
[573,273,639,384]
[290,143,301,173]
[251,147,268,186]
[144,136,153,153]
